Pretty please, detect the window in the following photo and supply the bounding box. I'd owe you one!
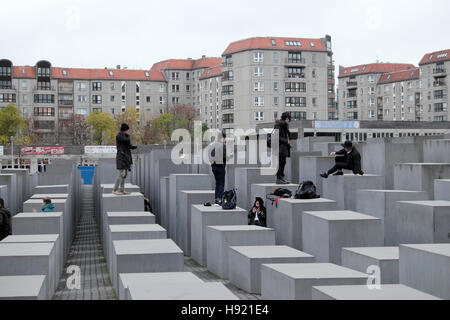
[22,94,28,104]
[92,95,102,104]
[312,97,317,107]
[273,67,278,77]
[77,82,87,91]
[146,83,151,91]
[75,108,87,115]
[285,41,301,47]
[274,97,279,106]
[285,97,306,107]
[312,54,316,63]
[186,85,190,92]
[254,82,264,92]
[159,97,165,104]
[253,52,264,63]
[223,70,233,81]
[274,82,278,92]
[287,67,304,78]
[171,72,179,80]
[253,67,264,77]
[21,80,27,89]
[0,80,12,89]
[172,85,180,93]
[255,111,264,121]
[222,99,234,110]
[0,93,16,103]
[33,107,55,117]
[434,103,447,112]
[288,52,303,64]
[312,112,317,120]
[136,84,140,93]
[172,97,179,104]
[159,84,165,93]
[347,112,358,120]
[110,96,115,102]
[285,82,306,92]
[348,100,357,108]
[186,72,190,80]
[273,52,279,63]
[222,85,234,95]
[92,82,102,91]
[312,69,316,78]
[33,94,53,103]
[271,39,276,46]
[254,97,264,107]
[77,95,87,102]
[289,111,306,120]
[368,110,375,118]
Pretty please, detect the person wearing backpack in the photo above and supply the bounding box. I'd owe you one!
[320,140,364,178]
[210,131,228,206]
[274,112,291,185]
[0,198,12,241]
[248,197,267,227]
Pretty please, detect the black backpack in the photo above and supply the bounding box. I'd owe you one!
[222,189,237,210]
[294,181,320,199]
[266,188,292,208]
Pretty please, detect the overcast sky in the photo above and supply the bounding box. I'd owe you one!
[1,0,449,70]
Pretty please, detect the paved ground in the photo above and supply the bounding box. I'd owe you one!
[53,185,116,300]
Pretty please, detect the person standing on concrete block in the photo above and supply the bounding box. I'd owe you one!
[210,131,228,206]
[275,112,291,185]
[113,123,137,195]
[0,198,12,241]
[320,141,364,178]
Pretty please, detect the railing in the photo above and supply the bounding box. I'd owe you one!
[285,58,306,64]
[221,77,234,82]
[433,68,446,74]
[222,104,234,110]
[58,113,73,120]
[347,81,358,87]
[434,95,447,100]
[59,100,73,106]
[286,73,305,79]
[58,87,73,93]
[0,85,15,90]
[433,81,446,87]
[34,86,55,91]
[347,93,357,98]
[222,62,233,67]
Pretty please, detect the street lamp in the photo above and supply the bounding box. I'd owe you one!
[10,136,13,169]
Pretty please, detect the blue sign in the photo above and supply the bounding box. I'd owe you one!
[313,121,360,129]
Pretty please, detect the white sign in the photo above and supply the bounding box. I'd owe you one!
[0,146,3,156]
[84,146,117,154]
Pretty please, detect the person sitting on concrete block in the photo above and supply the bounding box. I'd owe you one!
[248,197,267,227]
[113,123,137,196]
[0,198,12,241]
[320,141,364,179]
[41,197,55,212]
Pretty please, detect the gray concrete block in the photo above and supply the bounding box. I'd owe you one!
[424,139,450,163]
[435,179,450,201]
[273,198,337,249]
[397,200,450,244]
[0,242,57,299]
[313,142,342,156]
[298,156,335,195]
[296,137,335,152]
[190,205,247,266]
[399,244,450,300]
[394,164,450,200]
[206,226,276,280]
[229,246,315,294]
[0,186,8,211]
[341,247,399,284]
[178,190,215,256]
[235,168,275,209]
[118,272,204,300]
[261,263,369,300]
[160,176,170,229]
[101,184,141,194]
[169,174,213,242]
[0,174,17,215]
[356,190,429,246]
[126,282,239,300]
[0,275,48,300]
[289,152,322,184]
[323,174,384,210]
[111,239,184,292]
[31,193,68,199]
[312,284,441,300]
[106,211,156,225]
[2,169,29,212]
[302,211,383,264]
[33,184,69,194]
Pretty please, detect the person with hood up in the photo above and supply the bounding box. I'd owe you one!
[113,123,137,195]
[248,197,267,227]
[41,197,55,212]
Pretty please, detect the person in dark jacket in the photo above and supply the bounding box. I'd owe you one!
[320,140,364,178]
[0,198,12,241]
[41,197,55,212]
[113,123,137,195]
[211,131,228,205]
[248,197,267,227]
[274,112,291,185]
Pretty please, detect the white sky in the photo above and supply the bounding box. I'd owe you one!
[1,0,449,70]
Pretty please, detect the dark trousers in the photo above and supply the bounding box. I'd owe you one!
[276,155,287,179]
[212,165,226,201]
[327,156,352,175]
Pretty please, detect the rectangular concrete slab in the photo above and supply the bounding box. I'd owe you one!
[111,239,184,292]
[302,210,383,264]
[118,272,204,300]
[101,184,141,194]
[356,190,429,246]
[423,139,450,163]
[33,184,69,194]
[0,174,17,215]
[298,156,335,196]
[178,190,215,256]
[206,225,276,280]
[229,245,315,294]
[190,205,247,266]
[341,247,399,284]
[235,168,275,209]
[0,275,48,300]
[434,179,450,201]
[397,200,450,244]
[160,176,170,229]
[312,284,441,300]
[399,244,450,300]
[31,194,69,199]
[261,263,369,300]
[323,174,384,210]
[273,198,337,249]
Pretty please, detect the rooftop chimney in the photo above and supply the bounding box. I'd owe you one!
[116,65,121,70]
[202,55,206,58]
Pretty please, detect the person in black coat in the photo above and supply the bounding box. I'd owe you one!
[248,197,267,227]
[320,140,364,178]
[0,198,12,241]
[113,123,137,195]
[210,131,228,205]
[274,112,291,184]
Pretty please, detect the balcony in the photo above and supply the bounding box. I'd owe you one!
[433,81,446,87]
[347,93,357,98]
[434,95,447,100]
[347,81,358,87]
[285,58,306,65]
[221,77,234,82]
[58,87,73,93]
[433,68,446,75]
[222,62,233,67]
[58,113,74,120]
[286,73,305,79]
[0,85,16,91]
[59,100,73,106]
[34,85,55,91]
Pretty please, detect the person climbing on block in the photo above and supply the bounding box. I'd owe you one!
[320,140,364,178]
[113,123,137,195]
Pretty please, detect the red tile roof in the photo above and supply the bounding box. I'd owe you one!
[338,63,416,78]
[151,57,222,71]
[222,37,327,56]
[419,49,450,66]
[378,68,420,84]
[12,66,165,81]
[200,65,222,80]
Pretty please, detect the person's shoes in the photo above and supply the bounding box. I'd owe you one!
[276,178,289,185]
[333,170,344,176]
[320,172,329,179]
[122,191,131,195]
[203,202,212,207]
[113,191,125,195]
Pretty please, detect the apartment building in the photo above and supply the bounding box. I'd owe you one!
[419,49,449,122]
[338,63,415,121]
[220,35,335,133]
[198,65,222,129]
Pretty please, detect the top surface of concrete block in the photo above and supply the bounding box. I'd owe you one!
[361,190,429,194]
[170,174,211,177]
[191,204,246,213]
[0,275,47,298]
[313,284,441,300]
[24,199,67,204]
[103,192,142,199]
[1,235,59,243]
[101,183,138,188]
[113,239,182,255]
[35,184,68,188]
[109,224,165,232]
[303,210,380,221]
[31,194,69,199]
[342,247,399,260]
[230,245,313,259]
[208,225,273,232]
[252,183,298,188]
[280,198,336,205]
[106,212,154,217]
[0,242,54,256]
[397,200,450,207]
[119,272,203,285]
[400,244,450,257]
[262,263,368,279]
[180,190,215,195]
[13,212,63,218]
